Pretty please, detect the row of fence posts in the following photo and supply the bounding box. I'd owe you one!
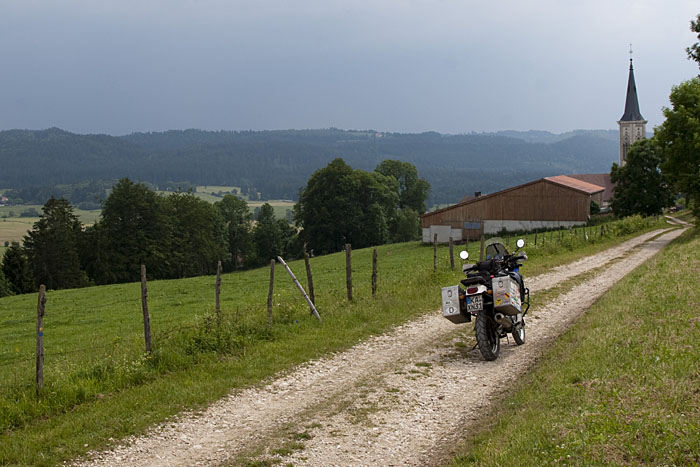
[31,223,617,396]
[32,245,380,396]
[431,224,612,271]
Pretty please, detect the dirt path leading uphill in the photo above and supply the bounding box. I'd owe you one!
[74,227,684,467]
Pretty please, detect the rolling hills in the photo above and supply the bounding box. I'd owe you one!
[0,127,619,205]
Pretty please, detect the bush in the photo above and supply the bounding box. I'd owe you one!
[19,208,40,218]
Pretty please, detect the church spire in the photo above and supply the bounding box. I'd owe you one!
[620,59,644,121]
[617,51,647,167]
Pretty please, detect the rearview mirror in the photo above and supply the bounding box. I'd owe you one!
[459,250,469,260]
[516,238,525,249]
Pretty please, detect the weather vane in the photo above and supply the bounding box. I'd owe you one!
[629,43,633,60]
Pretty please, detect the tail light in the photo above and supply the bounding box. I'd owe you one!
[467,287,478,294]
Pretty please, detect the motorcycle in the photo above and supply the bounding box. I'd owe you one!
[441,237,530,361]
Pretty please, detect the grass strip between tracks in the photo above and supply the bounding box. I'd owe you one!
[452,224,700,466]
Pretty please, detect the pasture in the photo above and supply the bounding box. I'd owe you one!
[0,215,670,465]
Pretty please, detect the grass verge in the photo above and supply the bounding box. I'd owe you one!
[451,225,700,466]
[0,215,671,465]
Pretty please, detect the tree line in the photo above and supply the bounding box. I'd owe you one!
[0,159,429,296]
[0,126,618,206]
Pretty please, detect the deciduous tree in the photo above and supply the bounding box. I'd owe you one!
[165,191,228,277]
[687,13,700,68]
[655,78,700,216]
[215,195,253,270]
[294,159,400,254]
[253,203,283,265]
[610,139,674,217]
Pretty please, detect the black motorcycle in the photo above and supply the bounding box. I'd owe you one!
[441,238,530,361]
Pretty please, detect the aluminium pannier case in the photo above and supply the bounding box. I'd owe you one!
[492,275,521,315]
[441,285,469,323]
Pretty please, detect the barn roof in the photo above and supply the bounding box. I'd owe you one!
[544,175,605,195]
[422,175,604,219]
[565,173,613,201]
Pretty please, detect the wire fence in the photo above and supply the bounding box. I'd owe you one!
[0,214,663,398]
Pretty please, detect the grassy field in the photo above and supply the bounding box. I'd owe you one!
[452,220,699,466]
[0,207,100,256]
[0,216,671,465]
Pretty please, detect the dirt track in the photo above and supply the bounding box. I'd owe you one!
[74,226,685,466]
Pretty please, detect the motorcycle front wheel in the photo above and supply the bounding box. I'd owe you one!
[475,313,500,361]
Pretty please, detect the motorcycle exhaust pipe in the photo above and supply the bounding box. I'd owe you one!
[494,313,513,331]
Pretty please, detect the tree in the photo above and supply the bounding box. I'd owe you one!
[253,203,283,265]
[0,265,12,298]
[375,159,431,213]
[687,14,700,67]
[610,139,674,217]
[89,178,173,284]
[294,159,399,254]
[23,197,86,290]
[375,160,429,242]
[165,192,228,278]
[655,78,700,217]
[390,208,421,242]
[2,243,34,294]
[215,195,253,270]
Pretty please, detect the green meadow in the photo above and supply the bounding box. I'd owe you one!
[0,215,671,465]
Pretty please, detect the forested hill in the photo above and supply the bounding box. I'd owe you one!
[0,127,618,205]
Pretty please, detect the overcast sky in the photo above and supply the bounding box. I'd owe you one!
[1,1,698,135]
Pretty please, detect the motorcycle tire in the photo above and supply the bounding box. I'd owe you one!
[475,313,500,361]
[512,319,525,345]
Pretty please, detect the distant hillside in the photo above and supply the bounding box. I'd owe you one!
[0,128,619,205]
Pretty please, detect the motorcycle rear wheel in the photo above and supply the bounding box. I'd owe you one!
[475,313,500,361]
[512,319,525,345]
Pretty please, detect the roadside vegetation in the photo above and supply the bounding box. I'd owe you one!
[0,214,671,465]
[452,217,698,466]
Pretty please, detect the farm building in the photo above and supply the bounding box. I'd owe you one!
[421,175,605,242]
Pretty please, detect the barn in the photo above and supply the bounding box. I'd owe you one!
[421,175,605,242]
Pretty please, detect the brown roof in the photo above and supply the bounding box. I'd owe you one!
[423,175,604,219]
[566,173,614,201]
[544,175,605,195]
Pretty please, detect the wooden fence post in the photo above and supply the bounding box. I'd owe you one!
[267,259,275,326]
[141,265,152,354]
[433,234,438,271]
[277,256,321,321]
[346,243,353,301]
[304,252,315,307]
[36,285,46,396]
[534,232,538,246]
[372,248,378,297]
[449,237,455,270]
[215,260,222,320]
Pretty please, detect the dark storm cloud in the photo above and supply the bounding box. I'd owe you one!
[0,0,698,134]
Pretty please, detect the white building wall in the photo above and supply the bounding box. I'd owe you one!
[483,219,584,234]
[421,225,463,243]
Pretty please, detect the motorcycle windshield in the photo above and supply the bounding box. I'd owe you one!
[484,237,509,260]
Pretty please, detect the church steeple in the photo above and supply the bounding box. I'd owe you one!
[617,55,647,166]
[620,59,644,121]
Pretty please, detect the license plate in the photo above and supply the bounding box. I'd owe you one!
[466,295,483,313]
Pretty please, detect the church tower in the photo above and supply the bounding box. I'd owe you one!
[617,58,646,166]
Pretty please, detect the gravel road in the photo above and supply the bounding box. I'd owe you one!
[73,227,684,466]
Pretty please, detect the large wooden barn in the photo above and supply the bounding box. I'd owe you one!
[421,175,605,242]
